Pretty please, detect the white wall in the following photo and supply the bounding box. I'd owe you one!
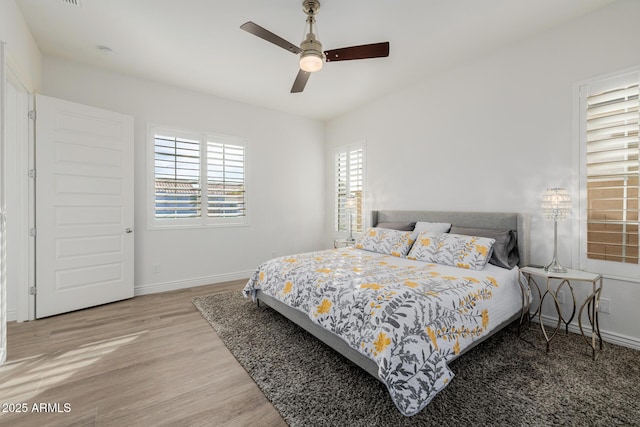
[326,0,640,348]
[42,56,326,295]
[0,0,41,92]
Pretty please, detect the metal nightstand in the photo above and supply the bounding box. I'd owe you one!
[520,266,604,360]
[333,238,355,248]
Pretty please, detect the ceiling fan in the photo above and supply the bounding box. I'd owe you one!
[240,0,390,93]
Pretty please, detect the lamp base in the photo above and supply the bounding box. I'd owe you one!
[545,257,567,274]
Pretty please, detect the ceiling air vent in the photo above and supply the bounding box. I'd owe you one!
[61,0,83,7]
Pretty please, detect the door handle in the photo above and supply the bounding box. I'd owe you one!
[125,228,133,234]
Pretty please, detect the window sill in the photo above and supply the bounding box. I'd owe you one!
[599,272,640,284]
[148,221,250,231]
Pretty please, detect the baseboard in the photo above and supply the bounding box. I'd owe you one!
[135,270,254,296]
[534,313,640,351]
[6,309,17,322]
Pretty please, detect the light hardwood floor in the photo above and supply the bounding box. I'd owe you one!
[0,281,287,427]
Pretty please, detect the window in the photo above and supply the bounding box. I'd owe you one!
[149,125,247,228]
[334,143,365,235]
[578,69,639,277]
[206,141,246,219]
[154,133,201,219]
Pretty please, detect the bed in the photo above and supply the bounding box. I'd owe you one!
[243,210,530,416]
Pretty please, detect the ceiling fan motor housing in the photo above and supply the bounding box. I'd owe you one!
[300,33,323,59]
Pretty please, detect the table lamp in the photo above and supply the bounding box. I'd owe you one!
[345,195,357,243]
[542,187,571,273]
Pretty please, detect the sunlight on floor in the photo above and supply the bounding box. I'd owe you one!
[0,331,145,402]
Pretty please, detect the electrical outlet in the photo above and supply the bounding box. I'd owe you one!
[599,298,611,314]
[556,290,565,305]
[152,264,160,274]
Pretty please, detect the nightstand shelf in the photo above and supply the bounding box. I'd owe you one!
[333,238,355,249]
[520,266,604,360]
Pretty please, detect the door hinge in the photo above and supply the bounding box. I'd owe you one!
[29,169,36,179]
[29,286,37,295]
[28,110,36,120]
[29,228,36,237]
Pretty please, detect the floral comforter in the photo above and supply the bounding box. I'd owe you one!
[243,247,521,416]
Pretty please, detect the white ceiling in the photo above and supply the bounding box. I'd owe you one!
[16,0,615,120]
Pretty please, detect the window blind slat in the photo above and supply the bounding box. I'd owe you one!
[587,85,639,106]
[587,111,638,131]
[587,124,638,142]
[587,147,638,163]
[587,136,638,153]
[587,160,638,176]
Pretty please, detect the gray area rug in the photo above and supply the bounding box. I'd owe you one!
[193,291,640,426]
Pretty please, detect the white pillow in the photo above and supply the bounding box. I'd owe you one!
[414,221,451,234]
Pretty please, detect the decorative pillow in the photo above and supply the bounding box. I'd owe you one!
[355,228,416,257]
[413,221,451,234]
[450,226,519,269]
[375,222,416,231]
[407,231,495,270]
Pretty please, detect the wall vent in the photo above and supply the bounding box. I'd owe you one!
[61,0,83,7]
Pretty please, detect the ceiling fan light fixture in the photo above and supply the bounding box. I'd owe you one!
[300,51,323,72]
[299,32,323,72]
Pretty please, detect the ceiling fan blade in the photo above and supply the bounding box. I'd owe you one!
[325,42,390,62]
[291,69,311,93]
[240,21,301,54]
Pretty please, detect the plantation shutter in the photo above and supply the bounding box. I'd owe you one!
[349,148,364,233]
[207,141,246,218]
[335,146,364,233]
[335,151,348,232]
[585,81,640,264]
[154,134,201,219]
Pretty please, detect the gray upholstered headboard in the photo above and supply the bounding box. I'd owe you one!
[371,210,530,267]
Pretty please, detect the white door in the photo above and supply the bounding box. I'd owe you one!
[35,95,134,318]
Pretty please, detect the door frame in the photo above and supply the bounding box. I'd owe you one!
[4,48,36,323]
[1,41,6,365]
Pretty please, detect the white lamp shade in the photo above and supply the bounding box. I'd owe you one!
[542,187,571,221]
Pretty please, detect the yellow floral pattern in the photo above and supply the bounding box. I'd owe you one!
[360,283,384,290]
[373,332,392,356]
[243,247,517,416]
[282,281,293,295]
[315,298,332,316]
